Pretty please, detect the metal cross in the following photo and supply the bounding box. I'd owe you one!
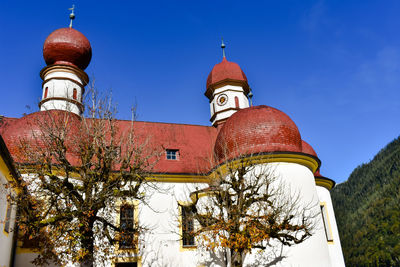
[221,38,226,59]
[69,5,75,28]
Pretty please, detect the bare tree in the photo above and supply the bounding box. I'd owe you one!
[11,88,160,266]
[188,154,317,267]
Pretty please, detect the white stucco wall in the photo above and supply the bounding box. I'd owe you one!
[0,170,16,267]
[135,162,336,267]
[13,163,343,267]
[210,85,249,125]
[40,69,84,116]
[316,185,346,267]
[240,162,333,267]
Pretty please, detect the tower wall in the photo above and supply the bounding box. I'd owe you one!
[316,185,346,267]
[243,162,332,267]
[210,85,249,126]
[39,65,87,116]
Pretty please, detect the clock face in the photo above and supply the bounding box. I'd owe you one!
[217,94,228,106]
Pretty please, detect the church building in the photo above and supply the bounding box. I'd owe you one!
[0,12,345,267]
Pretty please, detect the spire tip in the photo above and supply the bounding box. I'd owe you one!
[68,4,75,28]
[221,38,226,59]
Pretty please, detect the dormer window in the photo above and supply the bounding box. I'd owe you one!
[166,149,179,160]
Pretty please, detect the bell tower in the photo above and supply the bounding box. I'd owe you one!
[39,6,91,116]
[205,40,251,127]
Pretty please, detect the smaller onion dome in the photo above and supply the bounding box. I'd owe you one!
[314,169,336,189]
[302,140,318,157]
[43,28,92,70]
[214,105,302,162]
[205,57,249,98]
[314,169,323,177]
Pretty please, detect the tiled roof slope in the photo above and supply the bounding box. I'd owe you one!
[0,112,218,175]
[214,105,303,162]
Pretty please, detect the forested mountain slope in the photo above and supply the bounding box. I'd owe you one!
[331,136,400,266]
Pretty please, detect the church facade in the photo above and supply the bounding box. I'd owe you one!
[0,18,345,267]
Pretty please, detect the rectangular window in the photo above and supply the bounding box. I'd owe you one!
[166,149,179,160]
[320,204,333,242]
[4,200,12,233]
[181,206,195,247]
[119,205,135,249]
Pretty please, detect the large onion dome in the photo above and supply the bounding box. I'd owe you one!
[214,105,302,162]
[43,28,92,70]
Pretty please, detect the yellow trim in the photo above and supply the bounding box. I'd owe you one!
[320,202,334,244]
[209,153,319,181]
[112,256,142,267]
[178,204,197,251]
[16,247,39,254]
[315,177,335,190]
[18,153,319,185]
[147,174,209,183]
[17,168,210,184]
[115,200,140,254]
[189,190,220,204]
[0,155,20,194]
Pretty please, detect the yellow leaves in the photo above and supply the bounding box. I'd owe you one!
[83,210,95,217]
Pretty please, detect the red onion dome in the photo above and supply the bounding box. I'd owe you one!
[43,28,92,70]
[214,105,302,162]
[1,110,81,164]
[301,140,318,157]
[314,169,323,177]
[314,169,336,189]
[205,58,249,98]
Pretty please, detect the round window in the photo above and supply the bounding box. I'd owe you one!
[217,94,228,106]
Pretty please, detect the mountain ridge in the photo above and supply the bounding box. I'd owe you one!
[331,135,400,266]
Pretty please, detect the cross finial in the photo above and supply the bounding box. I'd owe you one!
[69,5,75,28]
[248,88,254,106]
[221,38,226,59]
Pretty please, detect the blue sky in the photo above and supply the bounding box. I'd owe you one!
[1,0,399,183]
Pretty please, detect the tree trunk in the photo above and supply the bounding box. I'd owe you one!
[231,248,244,267]
[80,220,94,267]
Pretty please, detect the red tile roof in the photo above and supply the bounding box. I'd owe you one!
[0,106,321,175]
[0,111,218,175]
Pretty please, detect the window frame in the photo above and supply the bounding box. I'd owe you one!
[119,204,135,249]
[320,202,334,243]
[44,87,49,98]
[166,149,179,160]
[4,199,12,234]
[115,200,139,253]
[73,88,78,100]
[180,204,196,249]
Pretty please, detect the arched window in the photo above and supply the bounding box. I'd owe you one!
[235,96,239,108]
[44,87,48,98]
[73,88,77,100]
